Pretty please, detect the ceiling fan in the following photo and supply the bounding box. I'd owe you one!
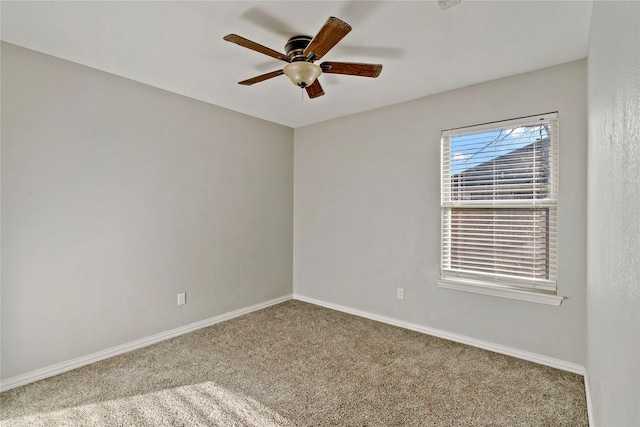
[223,16,383,99]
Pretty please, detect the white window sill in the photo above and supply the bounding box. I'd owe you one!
[437,278,564,306]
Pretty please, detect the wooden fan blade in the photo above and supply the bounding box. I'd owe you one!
[238,70,284,86]
[320,62,383,78]
[304,17,352,61]
[223,34,290,62]
[305,79,325,99]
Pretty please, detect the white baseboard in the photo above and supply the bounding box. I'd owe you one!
[584,372,594,427]
[0,295,292,392]
[293,294,586,375]
[3,293,586,393]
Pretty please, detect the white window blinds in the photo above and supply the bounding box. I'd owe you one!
[441,113,558,292]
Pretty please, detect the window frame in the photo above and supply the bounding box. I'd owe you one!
[438,113,563,306]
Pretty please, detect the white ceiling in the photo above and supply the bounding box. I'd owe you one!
[1,1,593,128]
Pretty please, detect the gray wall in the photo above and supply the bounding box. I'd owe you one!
[1,43,293,380]
[587,2,640,426]
[294,60,587,365]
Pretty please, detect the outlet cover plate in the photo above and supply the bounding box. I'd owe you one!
[177,292,186,306]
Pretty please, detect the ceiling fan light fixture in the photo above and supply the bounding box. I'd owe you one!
[283,61,322,88]
[224,16,382,99]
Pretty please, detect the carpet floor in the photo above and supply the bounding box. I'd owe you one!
[0,300,588,426]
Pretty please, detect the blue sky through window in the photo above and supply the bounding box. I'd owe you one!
[450,125,549,175]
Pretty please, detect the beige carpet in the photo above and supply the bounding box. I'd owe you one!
[0,300,588,426]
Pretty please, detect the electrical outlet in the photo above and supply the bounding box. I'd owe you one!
[397,288,404,300]
[177,292,186,306]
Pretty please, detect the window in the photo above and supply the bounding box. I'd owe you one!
[439,113,562,305]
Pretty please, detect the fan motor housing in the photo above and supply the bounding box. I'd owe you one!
[285,36,312,62]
